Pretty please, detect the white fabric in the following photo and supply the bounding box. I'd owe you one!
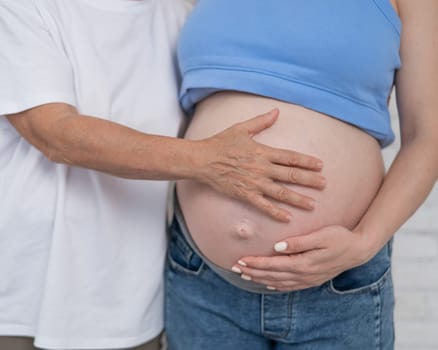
[0,0,191,348]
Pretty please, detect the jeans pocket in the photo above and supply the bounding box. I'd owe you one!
[167,217,205,276]
[328,241,392,295]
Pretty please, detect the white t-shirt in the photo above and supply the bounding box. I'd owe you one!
[0,0,191,348]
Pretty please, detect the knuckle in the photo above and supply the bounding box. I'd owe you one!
[232,185,247,200]
[251,167,266,178]
[288,240,301,253]
[288,152,299,166]
[252,144,265,158]
[288,167,299,183]
[277,187,290,202]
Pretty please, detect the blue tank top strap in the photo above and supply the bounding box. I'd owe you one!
[372,0,402,35]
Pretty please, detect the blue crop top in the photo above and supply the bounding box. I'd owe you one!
[178,0,401,147]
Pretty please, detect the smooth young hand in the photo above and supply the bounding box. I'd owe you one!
[232,225,375,291]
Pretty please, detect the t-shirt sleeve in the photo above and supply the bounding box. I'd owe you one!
[0,0,76,115]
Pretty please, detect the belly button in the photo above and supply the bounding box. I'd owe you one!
[233,221,255,240]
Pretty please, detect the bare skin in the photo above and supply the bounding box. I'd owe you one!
[234,0,438,291]
[178,93,384,269]
[6,104,325,222]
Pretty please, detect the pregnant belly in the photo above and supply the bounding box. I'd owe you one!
[177,92,384,269]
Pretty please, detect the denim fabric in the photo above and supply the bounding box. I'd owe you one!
[165,216,395,350]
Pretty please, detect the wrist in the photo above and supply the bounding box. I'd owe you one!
[177,138,212,182]
[353,226,387,265]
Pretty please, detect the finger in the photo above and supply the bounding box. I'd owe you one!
[244,193,292,222]
[267,147,323,171]
[238,255,300,272]
[269,164,326,189]
[259,277,327,292]
[235,266,328,288]
[231,265,297,282]
[236,108,280,137]
[260,180,315,210]
[250,275,323,291]
[274,233,325,254]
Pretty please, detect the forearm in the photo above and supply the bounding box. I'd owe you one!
[46,113,199,180]
[8,103,326,221]
[355,136,438,257]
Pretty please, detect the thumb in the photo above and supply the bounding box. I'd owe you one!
[239,108,279,137]
[274,232,322,254]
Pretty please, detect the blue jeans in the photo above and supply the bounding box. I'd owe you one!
[165,216,395,350]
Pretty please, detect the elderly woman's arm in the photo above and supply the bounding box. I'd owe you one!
[7,103,325,222]
[233,0,438,290]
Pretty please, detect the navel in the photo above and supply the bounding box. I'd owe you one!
[232,220,256,240]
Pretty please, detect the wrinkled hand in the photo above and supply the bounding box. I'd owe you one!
[232,225,374,291]
[196,109,326,222]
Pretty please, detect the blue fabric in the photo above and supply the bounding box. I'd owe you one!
[178,0,401,147]
[165,215,395,349]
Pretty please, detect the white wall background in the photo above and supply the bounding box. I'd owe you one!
[384,97,438,349]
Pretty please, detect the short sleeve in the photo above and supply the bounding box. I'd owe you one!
[0,0,76,115]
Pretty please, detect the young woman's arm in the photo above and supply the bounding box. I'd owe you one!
[233,0,438,290]
[7,103,325,222]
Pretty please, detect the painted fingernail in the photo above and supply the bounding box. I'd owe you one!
[238,260,247,267]
[231,266,242,274]
[241,274,252,281]
[266,286,277,291]
[274,241,288,252]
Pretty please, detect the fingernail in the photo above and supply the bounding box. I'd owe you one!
[274,241,288,252]
[307,200,315,209]
[238,260,247,267]
[241,274,252,281]
[319,177,326,187]
[266,286,277,291]
[231,266,242,274]
[317,160,323,169]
